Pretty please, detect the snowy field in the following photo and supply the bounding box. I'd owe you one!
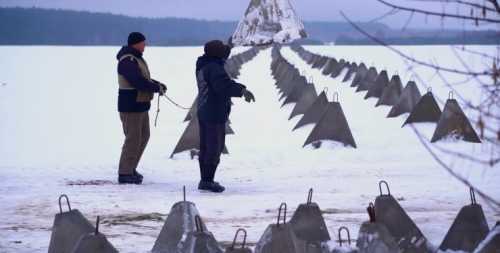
[0,45,499,252]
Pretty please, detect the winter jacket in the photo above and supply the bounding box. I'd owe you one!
[116,46,160,112]
[196,55,246,123]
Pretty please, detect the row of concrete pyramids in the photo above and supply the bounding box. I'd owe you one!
[290,45,482,144]
[170,47,263,159]
[270,45,357,148]
[47,182,500,253]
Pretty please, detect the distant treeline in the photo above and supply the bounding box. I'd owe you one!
[0,7,497,46]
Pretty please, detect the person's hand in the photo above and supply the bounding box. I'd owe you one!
[153,79,167,95]
[159,83,167,96]
[242,89,255,103]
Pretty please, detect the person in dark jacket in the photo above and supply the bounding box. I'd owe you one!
[116,32,167,184]
[196,40,255,193]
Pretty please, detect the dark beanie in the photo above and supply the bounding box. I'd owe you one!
[204,40,228,59]
[128,32,146,46]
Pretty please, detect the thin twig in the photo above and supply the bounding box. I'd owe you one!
[339,11,493,77]
[376,0,500,23]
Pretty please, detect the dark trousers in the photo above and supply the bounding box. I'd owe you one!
[198,120,226,182]
[118,112,150,175]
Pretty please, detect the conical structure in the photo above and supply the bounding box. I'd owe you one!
[179,216,223,253]
[387,81,422,118]
[289,83,318,120]
[439,189,490,252]
[293,91,329,130]
[342,63,358,83]
[232,0,307,46]
[171,116,229,158]
[280,75,307,101]
[321,58,338,76]
[255,203,305,253]
[374,181,430,253]
[303,101,357,148]
[71,217,118,253]
[152,189,209,253]
[350,63,368,87]
[184,98,199,122]
[49,195,96,253]
[357,222,399,253]
[376,75,403,107]
[330,59,347,78]
[289,189,330,243]
[71,233,118,253]
[431,98,481,143]
[474,223,500,253]
[402,91,442,126]
[365,70,389,99]
[312,56,329,69]
[356,67,377,92]
[282,79,309,107]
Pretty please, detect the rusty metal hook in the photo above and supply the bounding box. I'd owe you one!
[183,185,186,202]
[95,216,100,235]
[277,203,287,227]
[231,228,248,249]
[379,180,391,196]
[195,215,204,232]
[367,202,376,222]
[470,187,477,205]
[58,194,71,214]
[323,87,329,95]
[307,188,314,205]
[338,226,351,247]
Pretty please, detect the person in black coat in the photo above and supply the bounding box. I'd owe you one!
[116,32,167,185]
[195,40,255,193]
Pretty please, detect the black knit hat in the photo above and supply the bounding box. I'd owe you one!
[128,32,146,46]
[204,40,229,59]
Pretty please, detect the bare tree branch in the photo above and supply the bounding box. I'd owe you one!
[376,0,500,23]
[339,11,493,76]
[410,125,500,211]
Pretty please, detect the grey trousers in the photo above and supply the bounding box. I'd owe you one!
[118,112,150,175]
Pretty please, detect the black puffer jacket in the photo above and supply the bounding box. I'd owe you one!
[195,55,246,123]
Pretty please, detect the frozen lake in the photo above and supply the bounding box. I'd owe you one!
[0,45,498,252]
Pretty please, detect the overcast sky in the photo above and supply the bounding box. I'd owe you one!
[0,0,490,29]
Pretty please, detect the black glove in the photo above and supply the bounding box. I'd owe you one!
[153,79,167,95]
[242,89,255,103]
[159,83,167,95]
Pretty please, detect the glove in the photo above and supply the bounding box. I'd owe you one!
[153,79,167,95]
[159,83,167,96]
[242,89,255,103]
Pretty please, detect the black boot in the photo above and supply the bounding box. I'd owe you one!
[118,174,143,185]
[198,181,225,193]
[134,170,144,180]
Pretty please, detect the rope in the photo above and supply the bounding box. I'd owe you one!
[154,94,161,127]
[163,94,191,110]
[154,93,191,128]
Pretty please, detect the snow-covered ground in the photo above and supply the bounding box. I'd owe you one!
[0,45,498,252]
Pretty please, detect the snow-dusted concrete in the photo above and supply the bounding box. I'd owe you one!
[0,45,498,252]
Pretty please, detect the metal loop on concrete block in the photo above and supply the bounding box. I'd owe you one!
[231,228,248,249]
[58,194,72,214]
[277,203,287,227]
[379,180,391,196]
